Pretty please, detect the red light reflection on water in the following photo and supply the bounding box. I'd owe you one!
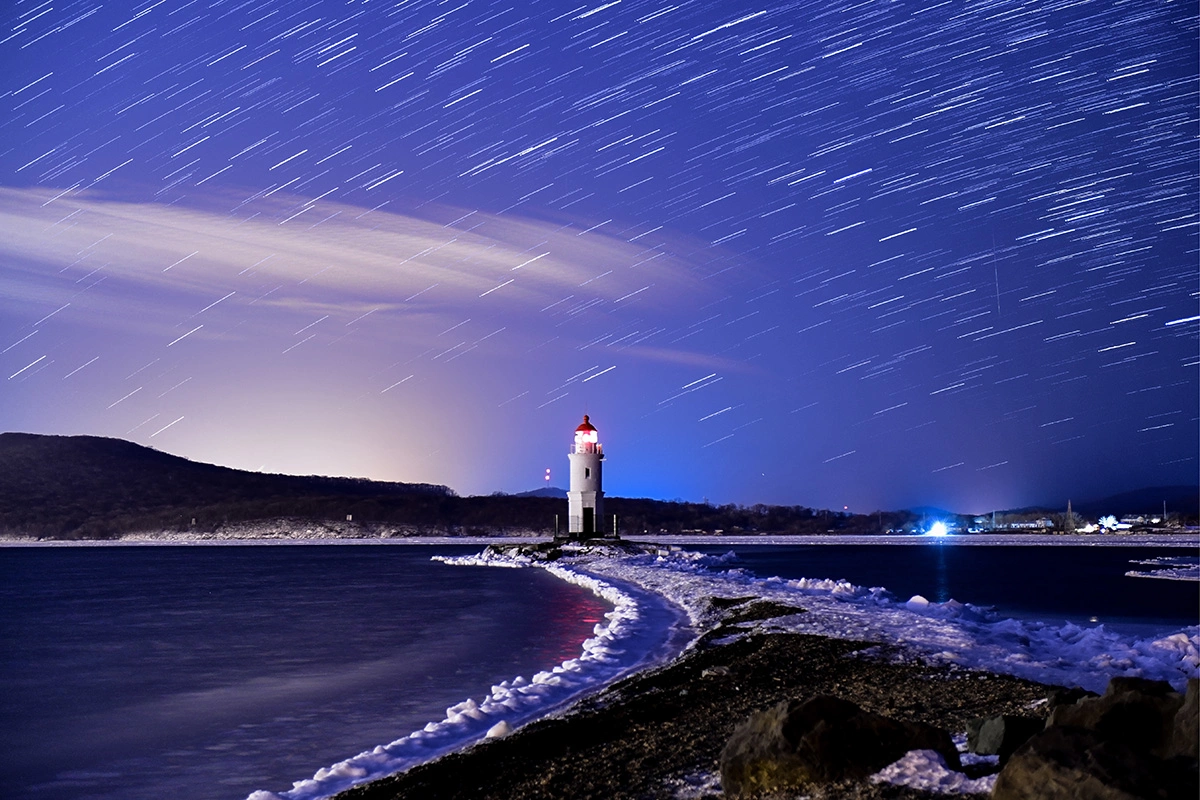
[533,580,612,667]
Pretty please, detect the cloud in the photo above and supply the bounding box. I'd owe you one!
[0,185,758,490]
[0,186,767,387]
[0,186,722,336]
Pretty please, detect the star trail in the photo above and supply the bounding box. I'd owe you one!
[1,0,1196,512]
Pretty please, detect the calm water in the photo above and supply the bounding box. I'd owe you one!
[0,545,610,800]
[693,543,1200,633]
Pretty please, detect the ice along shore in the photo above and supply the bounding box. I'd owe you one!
[247,537,1197,800]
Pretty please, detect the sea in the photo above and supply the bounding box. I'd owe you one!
[2,541,1196,800]
[691,542,1199,636]
[0,544,610,800]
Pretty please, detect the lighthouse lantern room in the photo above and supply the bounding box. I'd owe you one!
[567,415,605,538]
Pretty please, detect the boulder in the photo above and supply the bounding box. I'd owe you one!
[993,725,1198,800]
[1047,676,1184,759]
[719,695,959,798]
[965,714,1045,764]
[1047,685,1099,711]
[1167,678,1198,761]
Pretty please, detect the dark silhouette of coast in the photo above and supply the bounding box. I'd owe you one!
[3,432,1194,540]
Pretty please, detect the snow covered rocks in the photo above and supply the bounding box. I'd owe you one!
[993,677,1199,800]
[718,694,960,797]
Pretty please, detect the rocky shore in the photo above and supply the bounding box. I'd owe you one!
[333,595,1052,800]
[316,540,1198,800]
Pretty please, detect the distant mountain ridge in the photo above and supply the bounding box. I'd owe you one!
[1,432,1193,539]
[0,432,845,539]
[911,488,1198,519]
[984,487,1200,518]
[1070,486,1198,517]
[515,486,568,498]
[0,432,454,538]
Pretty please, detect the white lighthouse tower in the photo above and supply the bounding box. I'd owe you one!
[567,414,605,538]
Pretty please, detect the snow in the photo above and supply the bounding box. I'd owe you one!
[870,749,996,795]
[664,770,723,799]
[557,546,1199,693]
[1126,555,1200,582]
[250,539,1198,799]
[484,720,512,738]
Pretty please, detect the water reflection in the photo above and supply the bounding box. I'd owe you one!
[934,540,949,603]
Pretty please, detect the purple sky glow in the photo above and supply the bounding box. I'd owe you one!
[2,0,1197,513]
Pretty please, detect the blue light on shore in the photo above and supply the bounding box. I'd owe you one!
[927,521,950,537]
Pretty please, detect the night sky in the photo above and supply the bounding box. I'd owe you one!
[2,0,1196,513]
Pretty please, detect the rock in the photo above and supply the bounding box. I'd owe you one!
[995,678,1199,800]
[719,694,960,797]
[1047,676,1184,758]
[993,725,1198,800]
[1046,685,1099,711]
[966,714,1045,764]
[964,716,987,750]
[1168,678,1199,760]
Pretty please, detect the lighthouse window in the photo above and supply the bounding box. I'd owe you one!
[585,468,590,478]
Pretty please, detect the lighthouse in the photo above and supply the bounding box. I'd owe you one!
[567,414,605,538]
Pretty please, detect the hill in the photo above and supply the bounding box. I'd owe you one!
[1072,486,1199,518]
[0,433,881,539]
[1,433,1193,540]
[991,487,1199,519]
[0,432,458,539]
[514,487,568,499]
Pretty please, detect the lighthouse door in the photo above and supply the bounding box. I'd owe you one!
[582,507,594,536]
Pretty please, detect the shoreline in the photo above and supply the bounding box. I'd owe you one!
[1,531,1196,547]
[335,630,1055,800]
[0,535,550,547]
[267,541,1197,799]
[250,546,699,800]
[327,551,1058,800]
[10,535,1196,798]
[627,532,1200,547]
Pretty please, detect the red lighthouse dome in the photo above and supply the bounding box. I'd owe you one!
[574,414,599,447]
